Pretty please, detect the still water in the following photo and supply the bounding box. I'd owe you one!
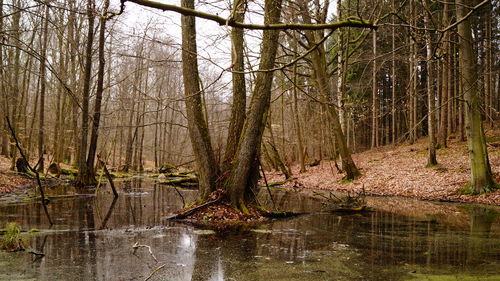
[0,179,498,281]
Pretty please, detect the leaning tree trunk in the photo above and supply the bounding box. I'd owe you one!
[225,0,283,211]
[298,0,360,180]
[181,0,219,200]
[223,0,247,172]
[456,0,497,193]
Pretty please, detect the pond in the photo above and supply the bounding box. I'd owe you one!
[0,179,498,281]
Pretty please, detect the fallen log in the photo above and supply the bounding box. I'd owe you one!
[164,197,221,220]
[159,176,198,186]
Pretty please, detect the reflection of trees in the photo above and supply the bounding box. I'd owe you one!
[467,206,498,265]
[191,232,258,281]
[1,182,499,280]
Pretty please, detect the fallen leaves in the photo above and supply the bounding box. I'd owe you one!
[263,132,500,205]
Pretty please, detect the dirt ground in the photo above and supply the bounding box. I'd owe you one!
[264,129,500,206]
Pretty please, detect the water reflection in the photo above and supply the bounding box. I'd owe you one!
[0,180,498,280]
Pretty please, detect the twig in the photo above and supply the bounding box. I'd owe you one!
[258,158,276,211]
[173,186,186,208]
[143,264,166,281]
[97,154,118,197]
[5,116,53,225]
[27,249,45,258]
[133,242,158,263]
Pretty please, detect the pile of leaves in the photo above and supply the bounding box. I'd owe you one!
[187,202,266,224]
[172,189,267,226]
[0,156,35,194]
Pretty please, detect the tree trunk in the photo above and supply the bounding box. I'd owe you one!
[337,0,346,132]
[371,30,378,148]
[424,5,437,166]
[293,61,306,173]
[438,3,450,147]
[37,4,50,172]
[86,0,110,183]
[0,0,8,157]
[226,0,283,210]
[223,0,247,172]
[75,0,96,186]
[391,0,396,145]
[298,0,360,180]
[485,2,493,127]
[181,0,219,200]
[456,0,497,193]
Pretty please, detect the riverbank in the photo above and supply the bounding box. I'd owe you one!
[265,130,500,205]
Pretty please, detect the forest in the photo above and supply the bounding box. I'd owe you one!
[0,0,499,279]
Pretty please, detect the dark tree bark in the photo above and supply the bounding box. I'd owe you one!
[86,0,110,182]
[456,0,497,193]
[424,2,437,166]
[225,0,283,210]
[181,0,219,200]
[75,0,96,186]
[223,0,247,172]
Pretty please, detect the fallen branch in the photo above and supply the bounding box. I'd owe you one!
[159,176,198,186]
[165,196,222,220]
[97,154,118,197]
[132,242,158,263]
[258,157,276,211]
[261,179,290,188]
[5,117,53,225]
[144,264,166,281]
[27,249,45,258]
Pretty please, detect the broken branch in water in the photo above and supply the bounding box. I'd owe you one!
[258,157,276,211]
[28,249,45,258]
[143,264,166,281]
[132,242,159,263]
[97,154,118,197]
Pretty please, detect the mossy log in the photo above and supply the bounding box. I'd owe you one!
[159,176,198,186]
[159,163,177,173]
[60,168,78,176]
[163,171,194,177]
[260,180,289,188]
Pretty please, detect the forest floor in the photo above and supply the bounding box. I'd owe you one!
[0,157,34,195]
[0,128,499,205]
[265,128,500,206]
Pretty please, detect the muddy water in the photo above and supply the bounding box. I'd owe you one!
[0,179,498,281]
